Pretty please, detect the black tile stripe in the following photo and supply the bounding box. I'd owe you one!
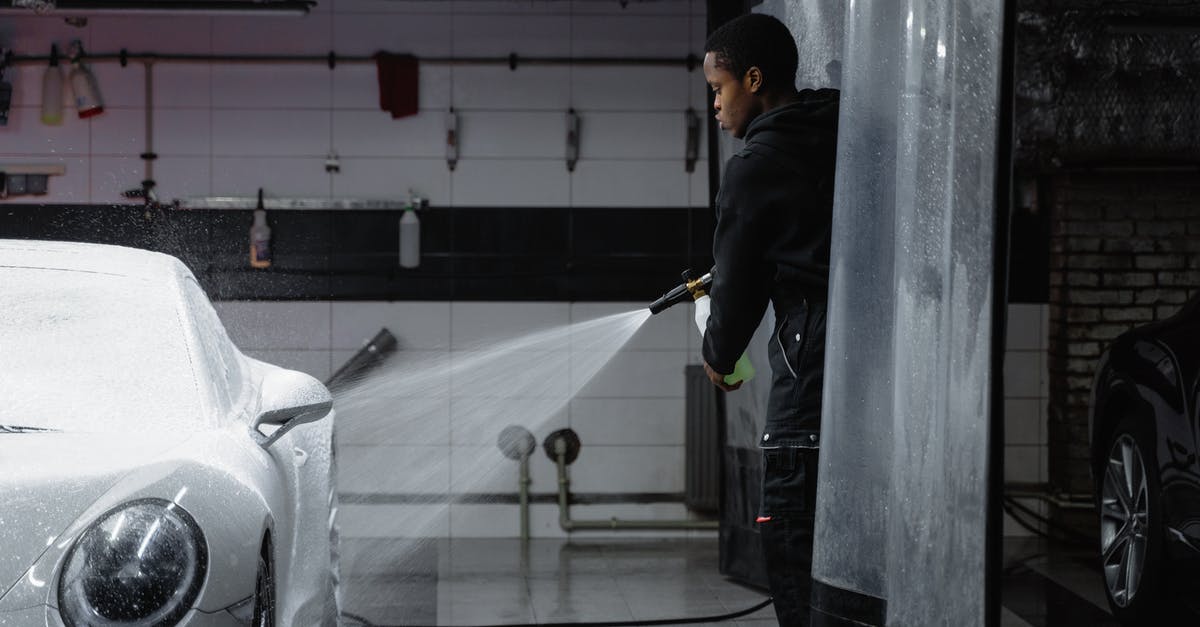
[1,203,713,301]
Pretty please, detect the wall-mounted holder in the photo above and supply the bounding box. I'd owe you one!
[0,163,66,198]
[566,108,580,172]
[445,108,459,171]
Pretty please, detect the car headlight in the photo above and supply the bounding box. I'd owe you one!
[59,499,207,627]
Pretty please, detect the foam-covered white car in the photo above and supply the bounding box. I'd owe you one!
[0,240,339,626]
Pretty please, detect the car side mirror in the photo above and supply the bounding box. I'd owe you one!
[251,369,333,449]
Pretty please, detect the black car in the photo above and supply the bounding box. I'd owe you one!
[1090,293,1200,624]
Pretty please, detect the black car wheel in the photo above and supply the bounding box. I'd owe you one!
[253,541,276,627]
[1100,416,1179,624]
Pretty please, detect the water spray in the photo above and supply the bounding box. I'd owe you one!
[648,268,755,386]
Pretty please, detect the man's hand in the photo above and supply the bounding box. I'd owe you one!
[704,360,742,392]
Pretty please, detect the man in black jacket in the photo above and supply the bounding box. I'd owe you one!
[700,14,839,626]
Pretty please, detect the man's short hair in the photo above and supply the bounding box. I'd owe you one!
[704,13,798,94]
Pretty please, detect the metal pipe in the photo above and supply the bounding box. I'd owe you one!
[553,444,717,532]
[519,451,531,543]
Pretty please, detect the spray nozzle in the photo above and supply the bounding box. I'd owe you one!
[647,266,715,315]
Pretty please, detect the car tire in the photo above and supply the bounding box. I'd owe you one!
[1100,416,1182,624]
[253,541,276,627]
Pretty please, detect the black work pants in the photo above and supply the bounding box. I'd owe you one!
[759,297,825,627]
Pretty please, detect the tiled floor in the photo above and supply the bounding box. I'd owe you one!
[337,536,1116,626]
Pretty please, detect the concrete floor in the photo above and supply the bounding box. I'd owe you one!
[338,536,1115,626]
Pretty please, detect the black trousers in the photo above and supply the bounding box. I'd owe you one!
[759,297,826,627]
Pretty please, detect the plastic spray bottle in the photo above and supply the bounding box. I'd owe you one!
[250,188,272,269]
[398,189,421,269]
[693,294,756,386]
[41,44,64,126]
[67,40,103,119]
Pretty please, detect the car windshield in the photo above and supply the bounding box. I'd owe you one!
[0,267,205,432]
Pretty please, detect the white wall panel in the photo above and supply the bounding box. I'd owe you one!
[571,67,690,112]
[569,445,685,493]
[211,110,331,157]
[332,301,452,349]
[570,16,692,58]
[451,158,569,207]
[0,107,89,156]
[578,112,687,160]
[334,0,453,13]
[570,398,684,447]
[449,397,569,445]
[89,108,143,155]
[88,156,143,203]
[573,350,688,399]
[340,444,452,494]
[154,109,213,156]
[457,112,564,159]
[330,157,450,204]
[89,64,145,109]
[214,300,332,350]
[452,15,571,56]
[450,302,570,349]
[153,66,213,109]
[570,302,688,351]
[339,395,451,446]
[211,156,331,197]
[687,160,709,206]
[451,66,570,111]
[89,16,214,54]
[332,13,453,57]
[334,110,445,157]
[569,0,694,15]
[0,17,90,58]
[211,16,333,55]
[570,160,689,207]
[243,348,333,381]
[155,157,213,200]
[339,504,449,538]
[5,66,44,108]
[212,65,333,109]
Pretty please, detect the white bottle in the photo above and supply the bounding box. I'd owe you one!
[41,44,64,126]
[67,41,103,119]
[250,189,272,269]
[693,294,756,385]
[399,203,421,269]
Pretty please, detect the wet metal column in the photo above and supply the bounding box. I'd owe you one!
[812,1,1004,625]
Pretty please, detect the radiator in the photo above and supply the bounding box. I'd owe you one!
[685,364,722,513]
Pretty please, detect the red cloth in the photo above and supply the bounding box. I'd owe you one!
[373,52,419,119]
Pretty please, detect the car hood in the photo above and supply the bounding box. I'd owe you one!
[0,431,193,601]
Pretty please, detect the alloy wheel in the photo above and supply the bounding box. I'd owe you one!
[1100,433,1150,608]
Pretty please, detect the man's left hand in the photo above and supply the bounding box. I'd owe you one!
[704,360,742,392]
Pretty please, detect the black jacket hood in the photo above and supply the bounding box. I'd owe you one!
[742,88,840,163]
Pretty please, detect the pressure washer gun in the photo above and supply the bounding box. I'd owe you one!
[648,267,755,386]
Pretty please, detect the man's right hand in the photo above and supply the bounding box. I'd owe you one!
[703,360,742,392]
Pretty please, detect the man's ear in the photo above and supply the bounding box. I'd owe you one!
[744,66,763,93]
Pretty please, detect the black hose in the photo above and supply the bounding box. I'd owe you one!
[341,597,774,627]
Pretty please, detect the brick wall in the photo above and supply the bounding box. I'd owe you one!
[1047,172,1200,498]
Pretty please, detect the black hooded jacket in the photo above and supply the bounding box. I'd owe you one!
[702,88,839,374]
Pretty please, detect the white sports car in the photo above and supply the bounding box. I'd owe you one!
[0,240,339,626]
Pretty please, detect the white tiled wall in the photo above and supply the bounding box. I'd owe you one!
[1003,303,1051,537]
[0,0,708,206]
[214,299,698,539]
[211,300,1051,539]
